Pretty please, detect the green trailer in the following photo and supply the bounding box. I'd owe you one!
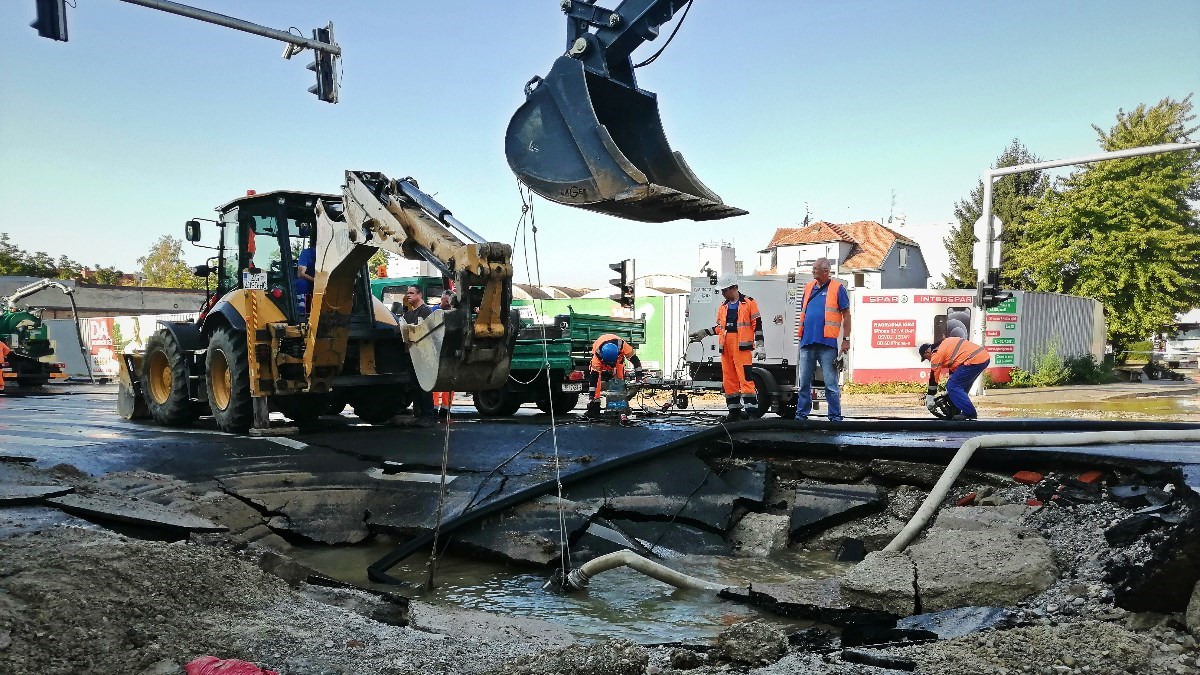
[370,278,644,415]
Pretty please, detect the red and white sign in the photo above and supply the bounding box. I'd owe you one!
[987,345,1015,353]
[915,294,973,304]
[862,295,900,303]
[987,314,1018,323]
[985,329,1001,337]
[86,318,114,352]
[871,319,917,348]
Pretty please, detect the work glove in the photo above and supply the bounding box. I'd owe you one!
[688,329,711,343]
[925,395,938,412]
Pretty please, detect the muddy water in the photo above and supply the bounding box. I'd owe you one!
[287,539,848,643]
[1001,394,1200,419]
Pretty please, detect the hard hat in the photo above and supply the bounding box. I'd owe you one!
[599,341,621,366]
[716,275,738,291]
[918,343,934,361]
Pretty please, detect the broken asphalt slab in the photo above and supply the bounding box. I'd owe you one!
[790,483,885,539]
[0,484,73,505]
[46,493,226,535]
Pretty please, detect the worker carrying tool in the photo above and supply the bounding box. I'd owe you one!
[585,333,643,418]
[919,337,991,420]
[688,276,764,422]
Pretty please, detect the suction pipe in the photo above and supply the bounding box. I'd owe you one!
[561,550,727,593]
[884,429,1200,553]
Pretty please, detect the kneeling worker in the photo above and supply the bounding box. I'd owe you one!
[586,334,643,417]
[688,276,764,422]
[919,337,991,420]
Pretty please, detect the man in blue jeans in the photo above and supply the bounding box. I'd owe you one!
[794,258,851,421]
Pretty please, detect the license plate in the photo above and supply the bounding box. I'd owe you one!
[561,382,582,392]
[242,271,268,290]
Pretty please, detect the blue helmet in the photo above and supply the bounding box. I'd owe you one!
[599,341,621,366]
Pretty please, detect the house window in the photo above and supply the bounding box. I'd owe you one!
[899,247,909,269]
[854,273,864,287]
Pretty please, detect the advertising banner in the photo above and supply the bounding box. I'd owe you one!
[849,290,1017,383]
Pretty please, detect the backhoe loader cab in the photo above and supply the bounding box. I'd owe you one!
[118,173,516,433]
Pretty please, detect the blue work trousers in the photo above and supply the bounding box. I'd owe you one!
[795,344,842,421]
[946,359,990,418]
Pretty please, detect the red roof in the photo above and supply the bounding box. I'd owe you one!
[765,221,917,272]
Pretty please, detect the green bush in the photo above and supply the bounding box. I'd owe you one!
[1004,338,1115,388]
[1122,341,1153,365]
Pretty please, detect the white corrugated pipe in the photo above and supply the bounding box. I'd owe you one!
[562,550,728,592]
[884,429,1200,553]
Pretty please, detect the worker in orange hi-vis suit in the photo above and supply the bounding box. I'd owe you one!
[0,340,9,393]
[919,336,991,420]
[432,290,455,420]
[688,275,764,422]
[584,333,643,417]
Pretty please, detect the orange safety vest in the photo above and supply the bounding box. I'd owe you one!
[589,333,635,378]
[797,279,845,340]
[930,337,989,378]
[715,295,762,350]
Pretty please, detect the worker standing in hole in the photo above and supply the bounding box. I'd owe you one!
[431,290,455,420]
[795,258,850,421]
[688,276,764,422]
[585,333,643,418]
[919,337,990,420]
[401,285,437,425]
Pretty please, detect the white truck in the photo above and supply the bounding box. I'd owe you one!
[1163,309,1200,370]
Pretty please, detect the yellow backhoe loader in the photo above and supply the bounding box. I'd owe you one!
[117,171,515,433]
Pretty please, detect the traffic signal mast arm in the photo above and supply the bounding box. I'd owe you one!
[309,171,514,393]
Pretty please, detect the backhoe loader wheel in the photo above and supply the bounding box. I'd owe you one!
[141,330,197,426]
[206,327,252,433]
[349,385,411,424]
[474,388,522,417]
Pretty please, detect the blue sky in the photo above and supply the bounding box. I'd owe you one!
[1,1,1197,287]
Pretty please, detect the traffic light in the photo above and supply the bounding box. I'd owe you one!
[307,24,339,103]
[31,0,68,42]
[981,269,1012,310]
[982,284,1013,310]
[608,259,634,309]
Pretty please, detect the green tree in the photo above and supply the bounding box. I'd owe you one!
[137,235,205,289]
[368,249,388,279]
[943,140,1048,288]
[0,232,80,279]
[91,266,126,285]
[1010,95,1200,352]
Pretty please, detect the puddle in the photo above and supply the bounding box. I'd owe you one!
[1002,395,1199,419]
[286,537,847,643]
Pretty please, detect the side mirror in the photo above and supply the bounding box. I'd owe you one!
[192,265,212,278]
[185,220,201,242]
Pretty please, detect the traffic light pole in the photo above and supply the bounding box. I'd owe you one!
[116,0,341,58]
[970,140,1200,397]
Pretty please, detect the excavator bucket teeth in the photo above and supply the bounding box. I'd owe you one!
[505,56,747,223]
[403,309,515,393]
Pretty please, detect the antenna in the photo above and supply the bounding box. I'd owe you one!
[887,189,896,223]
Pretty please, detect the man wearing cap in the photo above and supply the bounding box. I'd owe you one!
[688,276,764,422]
[919,337,990,420]
[795,258,851,421]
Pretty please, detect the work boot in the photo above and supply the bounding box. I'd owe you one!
[585,401,602,419]
[721,409,744,424]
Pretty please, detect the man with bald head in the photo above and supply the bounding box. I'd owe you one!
[794,258,851,421]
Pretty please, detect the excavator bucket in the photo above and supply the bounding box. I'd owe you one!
[506,55,747,223]
[402,307,517,393]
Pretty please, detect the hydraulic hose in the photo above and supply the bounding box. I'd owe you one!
[884,429,1200,553]
[561,550,727,593]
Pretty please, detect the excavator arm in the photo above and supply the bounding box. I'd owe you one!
[309,171,515,393]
